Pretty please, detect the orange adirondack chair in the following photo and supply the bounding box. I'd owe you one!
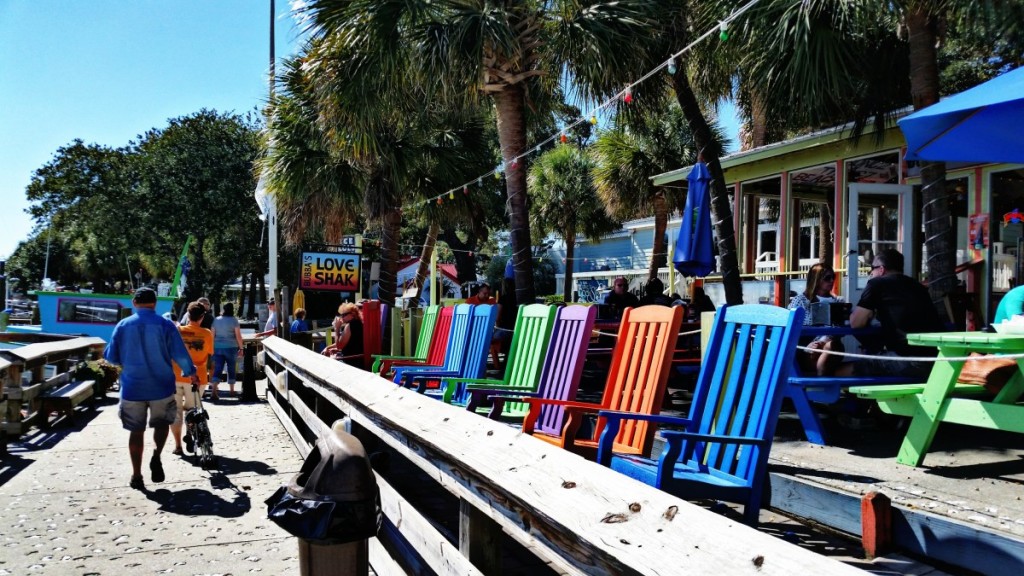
[520,305,683,460]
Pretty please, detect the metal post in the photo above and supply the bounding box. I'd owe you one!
[241,341,258,402]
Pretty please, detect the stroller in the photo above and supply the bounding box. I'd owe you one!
[183,383,216,469]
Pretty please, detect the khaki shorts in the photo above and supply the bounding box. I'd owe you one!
[173,382,206,424]
[119,395,177,432]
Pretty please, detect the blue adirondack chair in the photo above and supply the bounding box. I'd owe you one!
[398,305,499,404]
[597,304,804,526]
[469,305,596,423]
[391,304,473,386]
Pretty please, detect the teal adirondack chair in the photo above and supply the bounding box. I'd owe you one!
[399,304,499,404]
[371,305,441,374]
[391,305,470,385]
[467,304,595,422]
[597,304,804,526]
[446,303,557,411]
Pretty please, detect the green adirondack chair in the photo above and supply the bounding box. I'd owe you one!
[443,303,557,409]
[371,305,441,375]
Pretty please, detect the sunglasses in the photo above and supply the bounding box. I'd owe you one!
[822,274,834,281]
[870,265,883,271]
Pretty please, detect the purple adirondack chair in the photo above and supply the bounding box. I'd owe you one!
[482,304,596,428]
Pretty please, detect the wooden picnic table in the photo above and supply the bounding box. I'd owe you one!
[855,331,1024,466]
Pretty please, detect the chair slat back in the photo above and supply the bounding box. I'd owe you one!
[501,304,558,388]
[412,305,441,360]
[687,304,803,484]
[534,305,597,435]
[390,305,460,385]
[445,304,499,403]
[359,301,382,369]
[379,302,389,348]
[598,305,683,456]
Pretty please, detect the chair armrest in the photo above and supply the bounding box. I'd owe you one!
[466,386,538,416]
[522,399,603,435]
[660,430,767,447]
[456,378,504,389]
[596,411,696,465]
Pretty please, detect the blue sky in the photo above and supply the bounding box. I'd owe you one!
[0,1,739,262]
[0,0,303,261]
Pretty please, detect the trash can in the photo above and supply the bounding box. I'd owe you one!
[266,427,381,576]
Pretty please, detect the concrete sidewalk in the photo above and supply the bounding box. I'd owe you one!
[0,395,303,575]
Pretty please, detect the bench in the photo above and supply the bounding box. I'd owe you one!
[849,381,991,417]
[35,380,96,428]
[786,375,920,445]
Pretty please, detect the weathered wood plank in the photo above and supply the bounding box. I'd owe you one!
[263,338,866,576]
[377,475,482,576]
[3,337,106,364]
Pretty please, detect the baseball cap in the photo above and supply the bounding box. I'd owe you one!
[133,287,157,304]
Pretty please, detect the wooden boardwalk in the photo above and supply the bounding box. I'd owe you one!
[0,372,969,575]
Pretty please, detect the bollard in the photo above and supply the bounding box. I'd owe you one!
[861,491,892,559]
[240,342,258,402]
[266,425,382,576]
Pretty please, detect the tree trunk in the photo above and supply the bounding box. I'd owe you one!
[563,231,575,301]
[672,70,743,305]
[238,271,248,313]
[377,206,402,307]
[247,271,258,318]
[648,192,668,279]
[818,202,834,267]
[414,221,440,300]
[906,7,955,301]
[492,84,536,305]
[440,229,478,284]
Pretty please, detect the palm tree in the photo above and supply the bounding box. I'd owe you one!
[592,102,726,281]
[296,0,657,305]
[529,144,620,300]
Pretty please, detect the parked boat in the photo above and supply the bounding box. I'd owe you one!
[4,291,175,341]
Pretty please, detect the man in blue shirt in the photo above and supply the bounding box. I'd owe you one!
[105,287,197,490]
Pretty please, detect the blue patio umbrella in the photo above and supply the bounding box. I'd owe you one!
[899,66,1024,164]
[673,162,715,277]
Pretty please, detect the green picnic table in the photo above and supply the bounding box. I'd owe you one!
[851,331,1024,467]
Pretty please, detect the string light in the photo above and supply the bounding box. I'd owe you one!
[400,0,759,210]
[448,191,454,200]
[463,185,469,195]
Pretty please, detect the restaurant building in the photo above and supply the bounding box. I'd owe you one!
[551,118,1024,323]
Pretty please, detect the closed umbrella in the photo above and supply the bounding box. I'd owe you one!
[292,288,305,313]
[899,66,1024,163]
[673,162,715,277]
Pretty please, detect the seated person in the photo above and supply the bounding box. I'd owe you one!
[465,282,496,305]
[788,263,844,376]
[604,276,639,315]
[994,284,1024,324]
[639,277,674,306]
[834,249,943,379]
[290,308,309,333]
[321,303,365,367]
[688,286,717,320]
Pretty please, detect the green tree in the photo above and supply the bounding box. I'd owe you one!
[23,140,138,290]
[529,144,619,300]
[132,109,263,303]
[592,102,725,280]
[297,0,655,305]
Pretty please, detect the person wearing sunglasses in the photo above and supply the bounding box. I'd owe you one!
[789,263,844,375]
[321,302,364,367]
[835,249,942,378]
[604,276,639,314]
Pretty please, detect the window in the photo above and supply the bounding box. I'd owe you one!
[57,298,123,324]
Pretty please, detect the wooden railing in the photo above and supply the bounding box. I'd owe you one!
[1,335,106,453]
[260,337,866,576]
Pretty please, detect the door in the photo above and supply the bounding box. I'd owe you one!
[845,183,915,304]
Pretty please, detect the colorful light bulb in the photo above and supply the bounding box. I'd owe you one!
[623,87,633,104]
[719,21,729,42]
[667,58,677,75]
